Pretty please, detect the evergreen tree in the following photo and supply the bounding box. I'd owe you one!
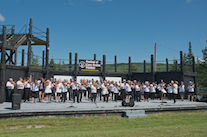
[49,57,56,70]
[197,46,207,88]
[183,41,194,72]
[31,47,40,68]
[202,47,207,64]
[170,59,177,71]
[57,59,62,70]
[62,60,68,70]
[131,63,139,72]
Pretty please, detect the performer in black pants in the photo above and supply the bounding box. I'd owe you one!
[72,80,79,103]
[90,82,97,103]
[120,79,126,100]
[16,77,25,100]
[135,83,141,102]
[97,88,102,101]
[113,83,119,102]
[24,78,31,102]
[6,78,15,102]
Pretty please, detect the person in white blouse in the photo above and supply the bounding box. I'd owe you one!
[101,81,109,102]
[172,81,178,103]
[188,81,195,102]
[6,78,15,102]
[16,77,25,100]
[61,81,68,103]
[135,82,141,102]
[120,79,126,100]
[91,82,97,103]
[24,77,31,102]
[143,81,150,102]
[56,79,63,102]
[150,82,156,100]
[113,82,120,102]
[45,80,52,103]
[31,79,39,104]
[167,83,173,100]
[72,80,80,103]
[179,81,185,101]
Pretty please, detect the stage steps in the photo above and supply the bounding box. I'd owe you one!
[124,110,147,119]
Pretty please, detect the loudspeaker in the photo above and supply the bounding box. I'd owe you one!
[122,98,134,107]
[12,94,21,110]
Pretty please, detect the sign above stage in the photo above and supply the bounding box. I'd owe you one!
[79,59,101,72]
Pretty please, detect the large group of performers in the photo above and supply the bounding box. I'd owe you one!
[6,77,195,104]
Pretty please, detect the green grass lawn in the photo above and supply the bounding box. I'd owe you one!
[0,111,207,137]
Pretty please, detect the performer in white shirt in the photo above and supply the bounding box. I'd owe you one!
[179,81,185,101]
[38,78,45,102]
[120,79,126,100]
[6,78,15,102]
[56,79,63,102]
[24,77,31,102]
[31,79,39,104]
[113,82,120,102]
[91,82,97,103]
[135,82,141,102]
[101,81,109,102]
[167,83,173,100]
[172,81,178,103]
[150,82,156,100]
[45,80,52,103]
[143,81,150,102]
[16,77,25,100]
[61,81,68,103]
[72,80,80,103]
[188,81,195,102]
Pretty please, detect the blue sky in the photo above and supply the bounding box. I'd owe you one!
[0,0,207,65]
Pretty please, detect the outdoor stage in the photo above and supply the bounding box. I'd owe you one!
[0,98,207,119]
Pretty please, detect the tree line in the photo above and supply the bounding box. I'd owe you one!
[31,42,207,89]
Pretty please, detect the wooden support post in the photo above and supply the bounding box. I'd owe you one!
[115,55,117,72]
[14,50,17,66]
[27,18,32,77]
[144,60,146,73]
[0,25,7,103]
[46,28,50,79]
[128,56,131,74]
[94,54,96,60]
[69,52,72,71]
[180,51,183,72]
[74,53,78,79]
[151,54,154,82]
[42,50,45,69]
[180,51,184,82]
[175,60,178,71]
[103,55,106,80]
[21,49,24,66]
[9,50,13,65]
[166,58,168,72]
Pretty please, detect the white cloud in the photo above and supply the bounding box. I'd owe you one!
[185,0,197,3]
[0,13,5,22]
[93,0,112,2]
[195,57,205,63]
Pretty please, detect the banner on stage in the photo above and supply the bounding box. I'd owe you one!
[79,59,101,72]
